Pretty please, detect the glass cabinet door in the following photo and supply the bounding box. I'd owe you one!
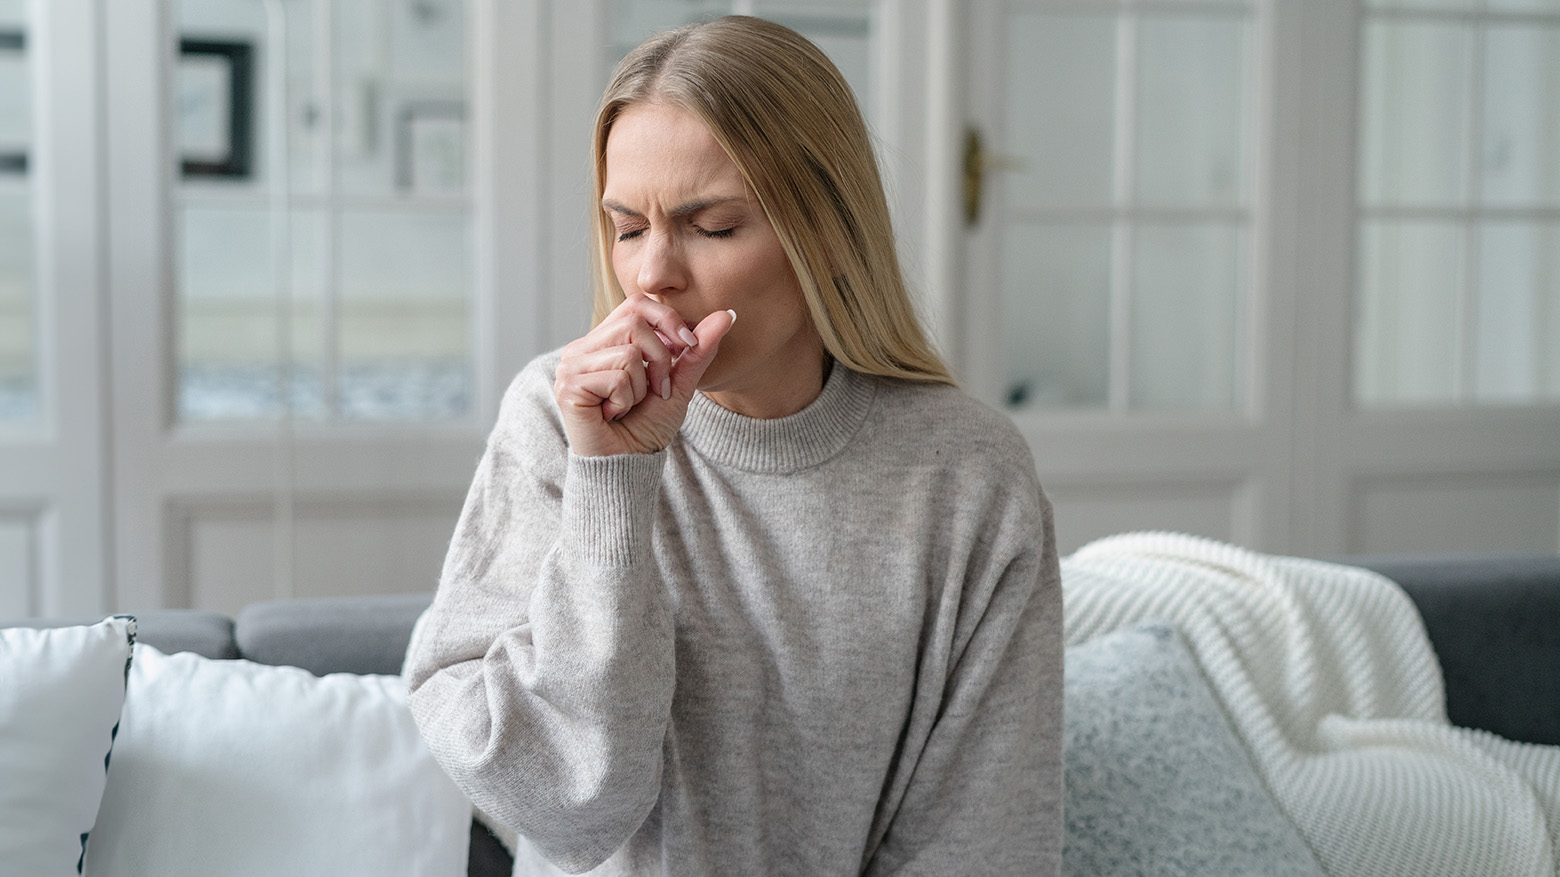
[172,0,473,423]
[0,1,34,424]
[1357,0,1560,406]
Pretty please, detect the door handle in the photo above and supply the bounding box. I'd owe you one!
[963,127,1026,227]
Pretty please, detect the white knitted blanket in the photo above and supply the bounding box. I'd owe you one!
[1061,532,1560,877]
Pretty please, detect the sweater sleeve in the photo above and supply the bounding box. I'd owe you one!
[865,480,1065,877]
[403,360,674,873]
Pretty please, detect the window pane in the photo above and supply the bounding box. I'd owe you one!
[1136,15,1247,207]
[0,12,32,424]
[1476,223,1560,403]
[609,3,876,114]
[336,210,470,420]
[1002,224,1111,410]
[1488,0,1560,10]
[178,206,328,421]
[1360,21,1470,206]
[1356,221,1463,406]
[1130,224,1242,411]
[1482,26,1560,208]
[1003,13,1116,209]
[1364,0,1479,9]
[340,0,467,199]
[0,191,32,422]
[608,0,728,51]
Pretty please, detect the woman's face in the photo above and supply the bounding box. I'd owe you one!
[602,102,825,418]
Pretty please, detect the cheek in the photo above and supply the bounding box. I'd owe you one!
[611,247,634,290]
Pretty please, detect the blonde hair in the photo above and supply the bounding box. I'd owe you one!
[590,15,953,385]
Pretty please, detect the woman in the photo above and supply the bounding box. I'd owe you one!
[406,15,1062,875]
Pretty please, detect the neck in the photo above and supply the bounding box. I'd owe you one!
[701,336,831,419]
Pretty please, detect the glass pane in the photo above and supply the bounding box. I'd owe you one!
[1002,224,1111,410]
[0,9,32,424]
[1136,15,1248,207]
[336,210,470,420]
[759,7,873,113]
[1355,221,1463,406]
[608,0,728,51]
[177,206,327,421]
[0,191,32,422]
[1476,223,1560,403]
[1003,13,1116,209]
[1130,224,1241,411]
[1487,0,1560,10]
[175,0,266,186]
[1360,21,1470,206]
[1481,26,1560,207]
[1364,0,1479,8]
[607,3,876,124]
[337,0,467,199]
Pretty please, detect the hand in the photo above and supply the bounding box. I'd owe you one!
[553,294,736,457]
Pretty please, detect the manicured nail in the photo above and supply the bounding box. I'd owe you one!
[678,327,698,347]
[726,309,736,322]
[661,377,671,400]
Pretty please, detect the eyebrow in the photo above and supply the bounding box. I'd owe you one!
[601,196,746,218]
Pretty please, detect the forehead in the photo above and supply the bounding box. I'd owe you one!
[602,103,750,203]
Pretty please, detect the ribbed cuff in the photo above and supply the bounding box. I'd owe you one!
[561,451,665,567]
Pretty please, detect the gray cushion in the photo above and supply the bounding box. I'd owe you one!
[235,592,432,676]
[1064,623,1325,877]
[1,610,236,660]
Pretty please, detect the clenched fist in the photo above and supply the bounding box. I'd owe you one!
[553,293,736,457]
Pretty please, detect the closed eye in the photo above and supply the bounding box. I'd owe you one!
[697,227,736,239]
[616,228,644,242]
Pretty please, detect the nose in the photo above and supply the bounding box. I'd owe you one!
[636,228,688,297]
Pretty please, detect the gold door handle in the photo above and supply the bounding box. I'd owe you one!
[963,127,1026,227]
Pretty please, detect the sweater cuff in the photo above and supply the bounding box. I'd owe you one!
[561,451,664,567]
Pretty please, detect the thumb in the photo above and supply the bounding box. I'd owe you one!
[669,309,736,398]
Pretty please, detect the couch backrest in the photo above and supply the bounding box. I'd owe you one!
[1348,554,1560,747]
[235,592,432,676]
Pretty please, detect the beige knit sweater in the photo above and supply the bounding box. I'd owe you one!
[405,352,1063,875]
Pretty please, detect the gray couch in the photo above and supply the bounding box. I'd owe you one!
[10,553,1560,876]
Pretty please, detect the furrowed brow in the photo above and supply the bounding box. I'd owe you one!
[601,196,746,218]
[668,196,745,218]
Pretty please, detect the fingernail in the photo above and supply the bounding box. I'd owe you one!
[661,377,671,400]
[726,309,737,322]
[678,327,698,347]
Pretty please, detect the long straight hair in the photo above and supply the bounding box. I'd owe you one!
[589,15,954,385]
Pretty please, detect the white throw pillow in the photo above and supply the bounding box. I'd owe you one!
[0,616,136,877]
[83,645,470,877]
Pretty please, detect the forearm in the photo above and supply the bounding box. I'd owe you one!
[407,451,674,871]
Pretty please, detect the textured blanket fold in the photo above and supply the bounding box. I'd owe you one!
[1062,532,1560,877]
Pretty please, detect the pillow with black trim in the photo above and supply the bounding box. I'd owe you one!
[83,645,471,877]
[0,616,136,876]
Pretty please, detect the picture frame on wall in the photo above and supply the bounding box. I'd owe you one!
[177,38,254,179]
[0,30,25,175]
[395,99,465,195]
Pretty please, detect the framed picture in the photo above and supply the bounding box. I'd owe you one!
[177,39,254,178]
[0,30,25,175]
[395,100,465,194]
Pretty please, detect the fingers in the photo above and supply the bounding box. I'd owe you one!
[668,309,737,398]
[556,345,650,419]
[583,294,692,400]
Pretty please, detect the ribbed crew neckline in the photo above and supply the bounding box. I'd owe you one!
[679,363,877,473]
